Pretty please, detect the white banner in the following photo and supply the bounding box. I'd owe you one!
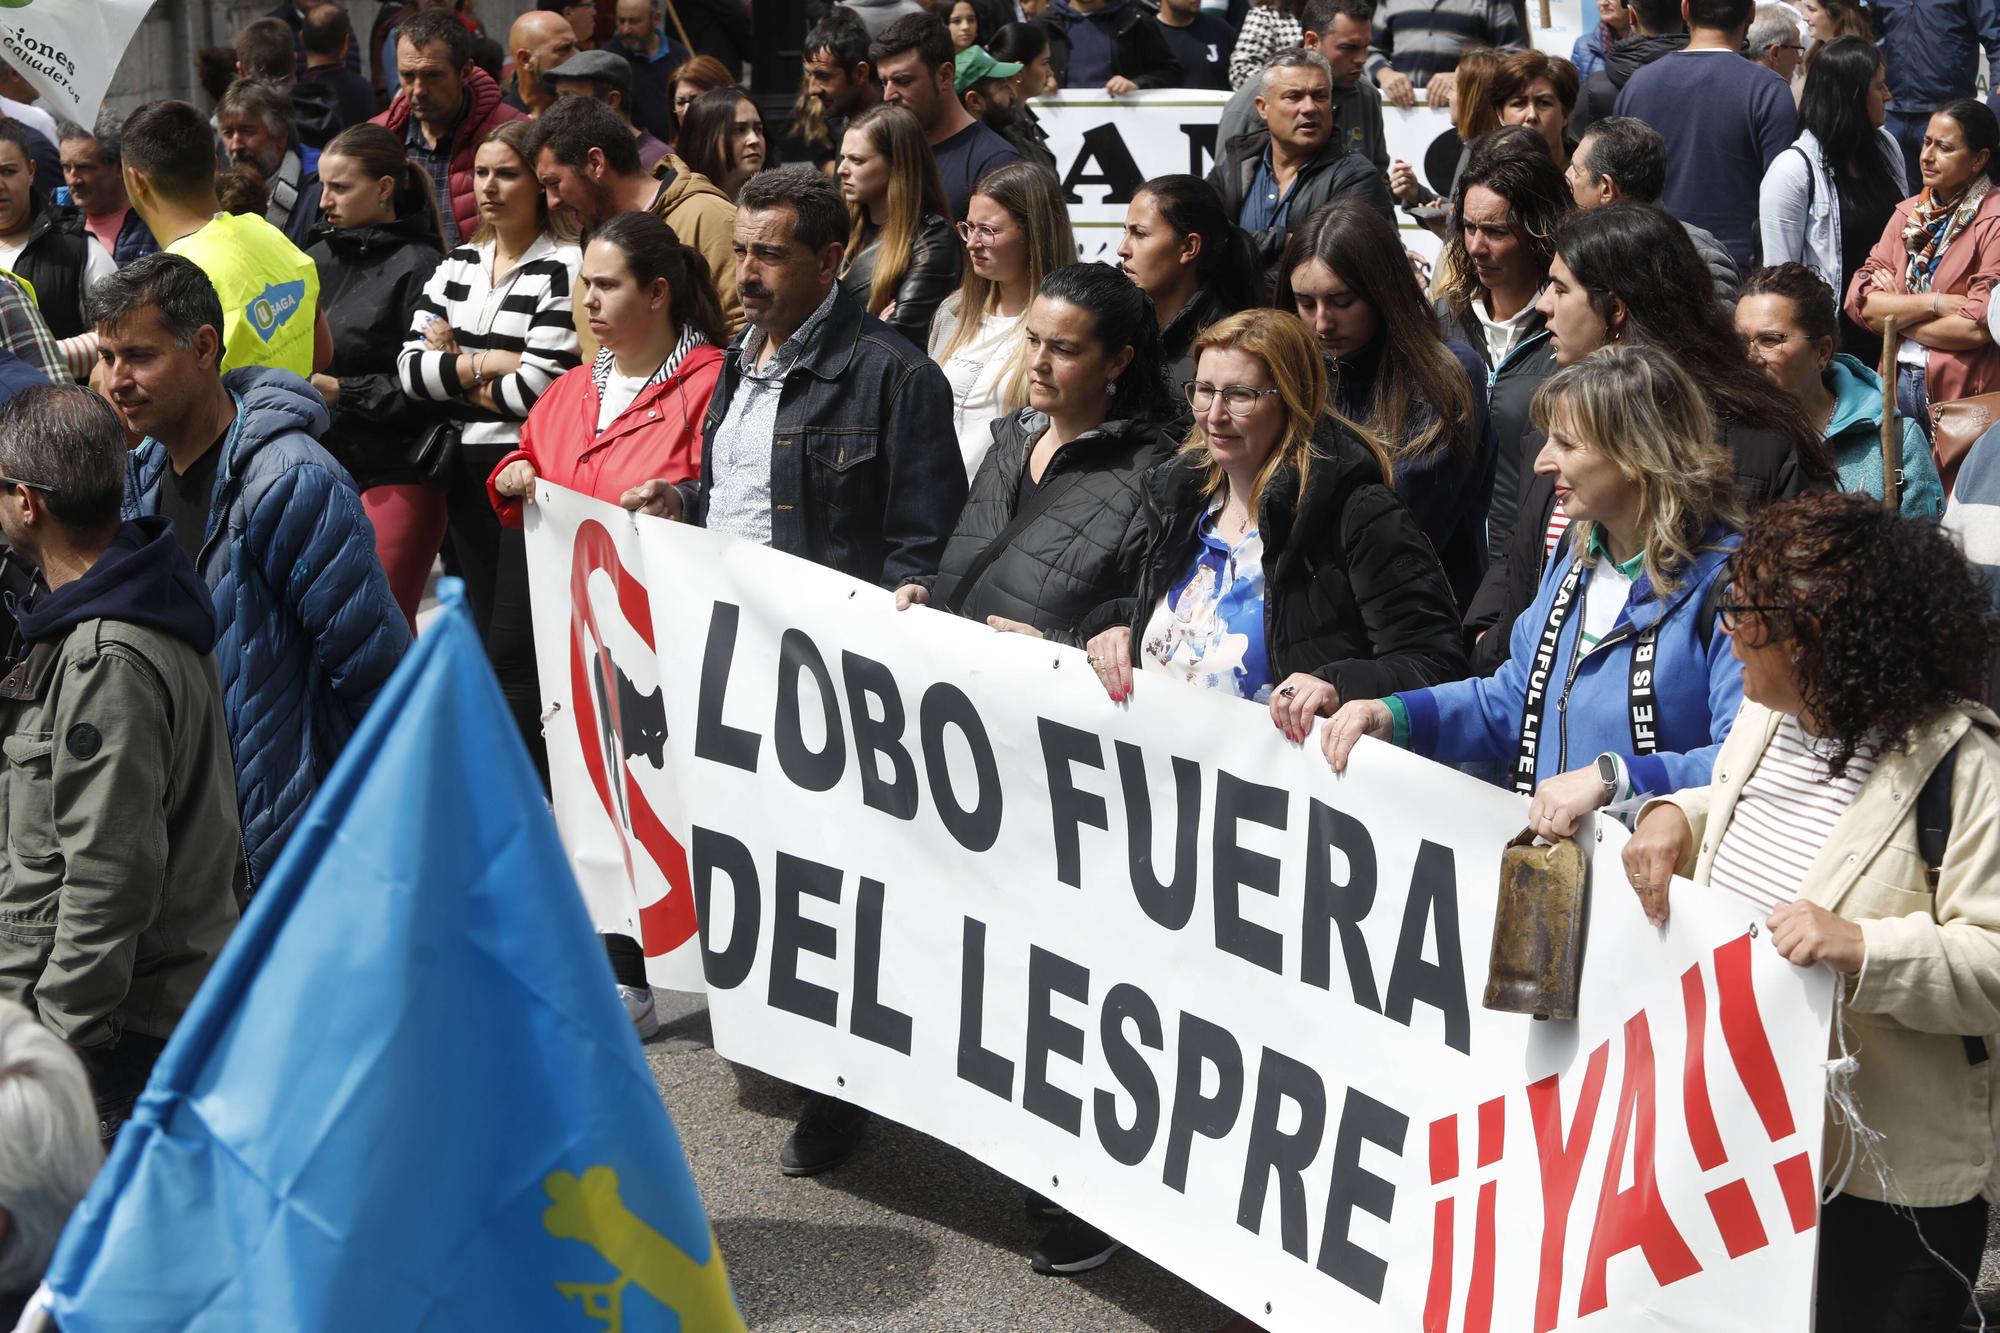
[1032,89,1455,263]
[0,0,153,127]
[525,484,1836,1332]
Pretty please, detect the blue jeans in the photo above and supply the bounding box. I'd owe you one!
[1899,361,1933,441]
[1887,109,1931,195]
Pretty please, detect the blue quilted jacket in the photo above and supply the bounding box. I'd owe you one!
[124,367,411,886]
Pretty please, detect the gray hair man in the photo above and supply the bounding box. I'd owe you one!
[1747,4,1804,82]
[215,79,321,245]
[1207,47,1395,284]
[56,114,159,267]
[0,999,100,1306]
[0,385,244,1141]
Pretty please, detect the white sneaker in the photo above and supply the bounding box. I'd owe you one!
[619,984,660,1040]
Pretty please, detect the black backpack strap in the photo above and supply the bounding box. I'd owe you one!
[1917,737,1958,893]
[1912,737,1987,1065]
[1697,566,1729,653]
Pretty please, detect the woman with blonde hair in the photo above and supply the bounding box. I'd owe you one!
[1324,344,1748,835]
[1083,308,1465,741]
[1389,48,1503,224]
[929,161,1075,478]
[837,104,959,345]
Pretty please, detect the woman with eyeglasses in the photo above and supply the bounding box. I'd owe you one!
[1083,308,1465,741]
[1847,97,2000,446]
[838,104,959,347]
[1276,200,1494,611]
[666,55,733,150]
[1759,37,1908,363]
[896,263,1175,648]
[678,86,767,202]
[1622,492,2000,1333]
[1735,263,1943,517]
[1325,346,1746,837]
[929,162,1076,479]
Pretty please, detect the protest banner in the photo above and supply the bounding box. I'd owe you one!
[0,0,152,126]
[1031,89,1455,264]
[525,485,1837,1332]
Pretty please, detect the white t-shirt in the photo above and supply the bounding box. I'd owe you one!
[597,367,649,431]
[930,298,1024,480]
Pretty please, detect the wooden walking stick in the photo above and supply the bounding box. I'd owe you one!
[1880,315,1901,514]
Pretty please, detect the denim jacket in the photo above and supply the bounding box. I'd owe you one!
[680,284,964,588]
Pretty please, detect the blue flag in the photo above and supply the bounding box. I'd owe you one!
[43,583,741,1332]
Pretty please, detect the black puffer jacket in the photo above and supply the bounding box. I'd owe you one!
[1208,129,1395,293]
[924,408,1174,640]
[841,213,961,349]
[1086,415,1469,699]
[1440,298,1558,559]
[1462,417,1812,674]
[13,199,94,339]
[1162,284,1239,391]
[306,212,447,487]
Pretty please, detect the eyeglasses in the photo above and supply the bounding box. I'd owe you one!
[1715,601,1790,634]
[955,220,1012,245]
[1745,331,1811,352]
[1183,380,1281,416]
[0,475,52,495]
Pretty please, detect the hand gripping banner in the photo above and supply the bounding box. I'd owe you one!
[526,485,1837,1331]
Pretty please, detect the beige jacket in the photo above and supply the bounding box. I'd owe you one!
[1651,701,2000,1207]
[651,153,744,336]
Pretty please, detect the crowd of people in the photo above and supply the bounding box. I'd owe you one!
[0,0,1992,1325]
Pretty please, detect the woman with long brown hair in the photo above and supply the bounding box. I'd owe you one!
[836,104,959,346]
[677,85,767,201]
[1277,200,1493,608]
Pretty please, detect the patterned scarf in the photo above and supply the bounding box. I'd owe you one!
[1903,176,1991,293]
[590,323,706,431]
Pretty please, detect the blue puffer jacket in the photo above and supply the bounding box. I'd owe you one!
[1393,532,1744,795]
[124,367,411,885]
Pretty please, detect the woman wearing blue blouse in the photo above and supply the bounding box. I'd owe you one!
[1082,308,1466,744]
[1324,345,1749,838]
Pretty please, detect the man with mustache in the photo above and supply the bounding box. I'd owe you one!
[620,166,961,1178]
[1206,47,1393,290]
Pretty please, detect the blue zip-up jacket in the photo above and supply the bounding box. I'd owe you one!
[1394,533,1744,794]
[123,367,411,887]
[1879,0,2000,112]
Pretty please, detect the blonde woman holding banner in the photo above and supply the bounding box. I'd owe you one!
[1323,346,1745,834]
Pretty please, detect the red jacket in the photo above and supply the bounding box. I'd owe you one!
[371,66,524,245]
[488,345,724,527]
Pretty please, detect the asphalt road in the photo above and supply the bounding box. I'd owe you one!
[644,988,1233,1332]
[646,985,2000,1332]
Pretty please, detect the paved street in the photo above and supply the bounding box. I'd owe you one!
[644,989,1232,1332]
[646,987,2000,1331]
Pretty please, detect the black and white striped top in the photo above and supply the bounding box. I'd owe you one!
[398,232,582,449]
[1709,714,1878,916]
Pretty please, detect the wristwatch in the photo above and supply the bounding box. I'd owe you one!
[1595,753,1622,807]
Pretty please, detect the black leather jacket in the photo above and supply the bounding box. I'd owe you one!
[840,212,961,350]
[680,284,965,589]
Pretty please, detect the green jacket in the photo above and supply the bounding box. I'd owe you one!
[0,520,241,1065]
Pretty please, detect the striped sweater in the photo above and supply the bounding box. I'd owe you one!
[1365,0,1525,87]
[397,232,582,452]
